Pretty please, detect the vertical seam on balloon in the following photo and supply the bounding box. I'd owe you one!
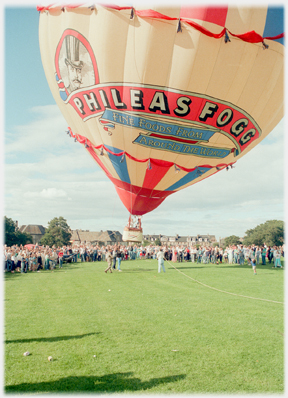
[253,58,283,123]
[256,66,284,132]
[149,13,180,200]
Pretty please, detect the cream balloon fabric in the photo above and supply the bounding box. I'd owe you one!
[38,4,284,215]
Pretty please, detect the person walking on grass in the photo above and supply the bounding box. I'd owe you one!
[105,249,113,273]
[157,248,165,273]
[251,258,257,275]
[116,246,122,272]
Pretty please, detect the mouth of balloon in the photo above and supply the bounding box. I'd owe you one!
[114,183,173,216]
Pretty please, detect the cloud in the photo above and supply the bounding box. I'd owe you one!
[5,105,68,157]
[24,188,68,199]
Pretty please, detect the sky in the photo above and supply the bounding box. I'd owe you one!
[2,1,286,243]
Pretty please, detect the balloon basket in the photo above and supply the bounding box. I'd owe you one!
[123,226,143,243]
[123,215,143,242]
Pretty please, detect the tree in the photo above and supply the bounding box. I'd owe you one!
[143,240,151,247]
[154,238,161,246]
[40,217,72,247]
[242,220,284,247]
[223,235,241,246]
[4,216,33,246]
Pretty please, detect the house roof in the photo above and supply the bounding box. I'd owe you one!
[97,230,122,242]
[71,230,102,243]
[19,225,46,235]
[71,230,122,243]
[176,236,188,242]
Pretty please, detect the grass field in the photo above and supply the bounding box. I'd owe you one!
[4,258,284,394]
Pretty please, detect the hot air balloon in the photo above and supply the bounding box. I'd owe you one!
[38,4,284,241]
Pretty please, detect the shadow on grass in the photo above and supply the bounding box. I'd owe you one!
[4,272,22,281]
[5,372,186,393]
[123,269,155,272]
[5,332,100,344]
[216,264,284,270]
[170,266,204,270]
[3,267,83,279]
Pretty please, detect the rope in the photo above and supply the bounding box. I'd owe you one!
[162,259,284,305]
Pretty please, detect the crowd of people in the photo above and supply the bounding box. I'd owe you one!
[3,241,284,274]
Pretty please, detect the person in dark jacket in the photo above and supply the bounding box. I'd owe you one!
[116,247,122,271]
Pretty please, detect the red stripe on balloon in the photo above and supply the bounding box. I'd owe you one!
[114,186,169,215]
[110,177,174,198]
[142,162,171,190]
[180,6,228,27]
[112,180,173,215]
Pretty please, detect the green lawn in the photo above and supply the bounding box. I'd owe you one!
[4,258,284,393]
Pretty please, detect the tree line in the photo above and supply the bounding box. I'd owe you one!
[4,216,71,247]
[223,220,284,247]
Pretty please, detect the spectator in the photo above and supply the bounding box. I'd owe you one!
[261,246,267,265]
[238,245,244,265]
[255,246,261,265]
[273,247,282,268]
[112,246,117,269]
[104,249,113,273]
[251,258,257,275]
[157,248,165,273]
[44,251,50,270]
[80,246,86,262]
[92,246,98,262]
[116,246,122,271]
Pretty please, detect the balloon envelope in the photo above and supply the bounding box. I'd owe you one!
[38,5,284,215]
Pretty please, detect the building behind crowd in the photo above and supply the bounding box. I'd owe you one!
[17,223,123,246]
[70,229,123,245]
[17,223,218,247]
[143,233,217,246]
[18,224,46,245]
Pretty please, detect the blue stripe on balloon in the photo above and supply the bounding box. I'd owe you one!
[105,145,131,184]
[263,6,284,45]
[166,167,210,191]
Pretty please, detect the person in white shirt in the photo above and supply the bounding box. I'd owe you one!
[11,252,16,273]
[191,247,197,262]
[157,248,165,273]
[228,246,233,264]
[16,252,22,272]
[273,248,282,268]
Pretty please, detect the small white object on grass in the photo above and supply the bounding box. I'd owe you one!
[108,289,111,291]
[93,355,96,358]
[48,356,53,361]
[171,350,179,352]
[23,351,30,356]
